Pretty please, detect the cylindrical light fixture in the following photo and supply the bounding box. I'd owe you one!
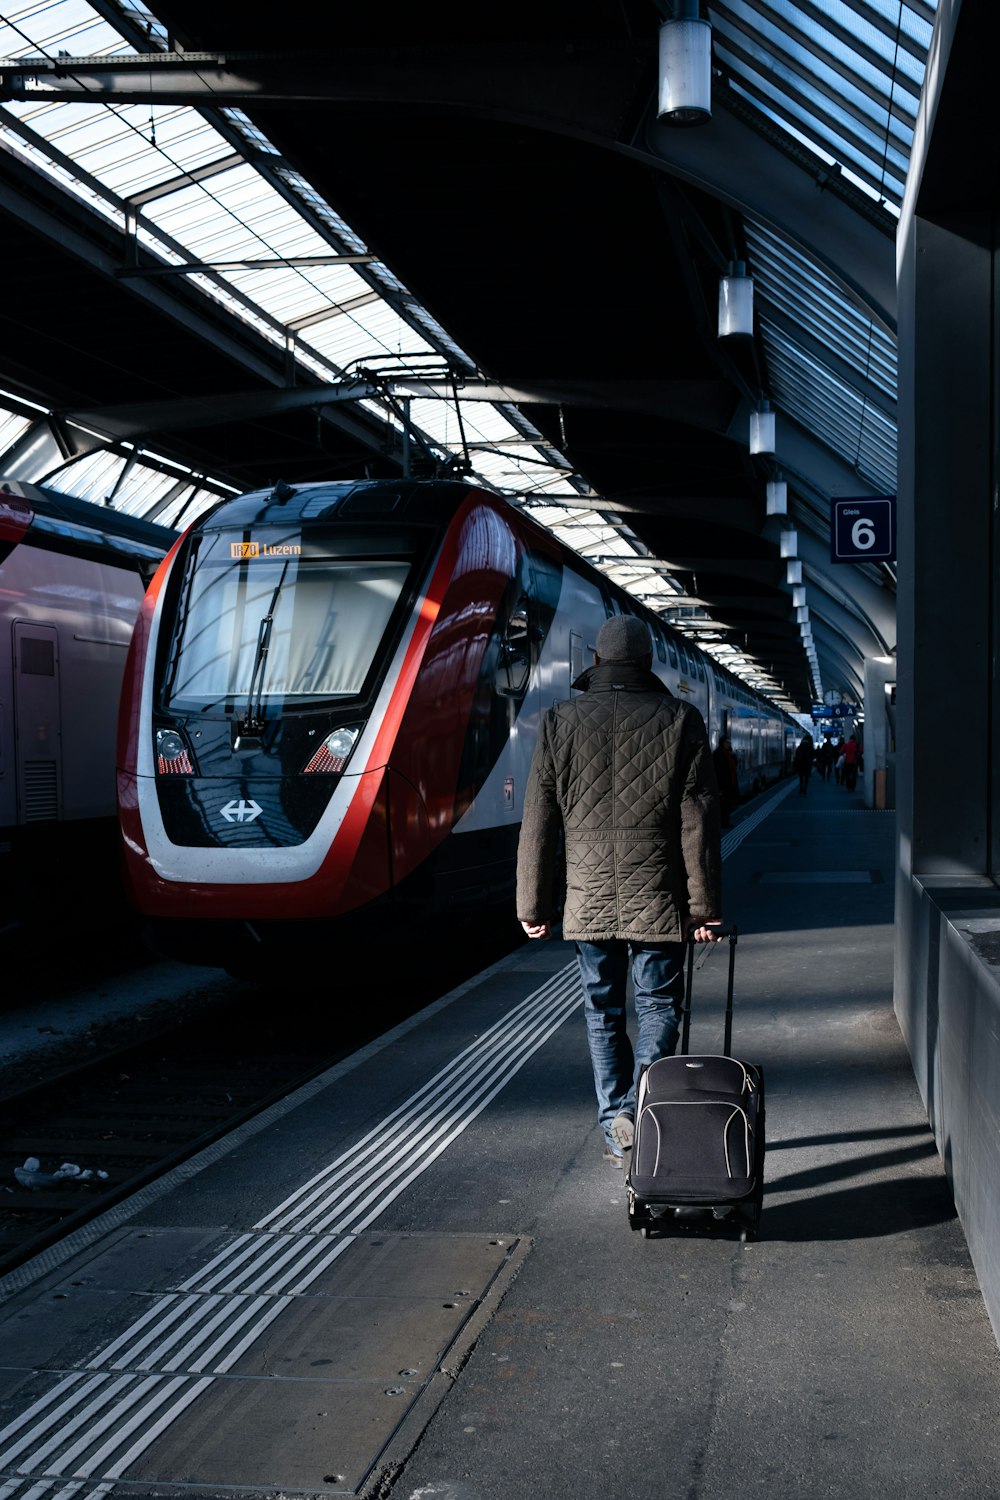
[780,528,798,559]
[658,2,712,126]
[766,475,787,515]
[718,261,754,338]
[792,586,806,608]
[795,606,810,624]
[786,559,802,584]
[749,399,775,455]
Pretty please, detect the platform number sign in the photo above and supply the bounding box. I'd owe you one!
[831,496,895,563]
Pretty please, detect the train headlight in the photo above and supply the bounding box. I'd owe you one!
[156,728,194,776]
[303,725,361,775]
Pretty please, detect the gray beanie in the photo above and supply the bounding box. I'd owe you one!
[595,614,651,661]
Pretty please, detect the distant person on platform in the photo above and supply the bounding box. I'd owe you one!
[712,734,740,828]
[817,734,836,782]
[793,733,814,796]
[515,614,723,1169]
[841,733,861,792]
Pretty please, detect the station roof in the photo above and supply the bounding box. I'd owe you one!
[0,1,933,713]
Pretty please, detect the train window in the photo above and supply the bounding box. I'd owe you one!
[570,630,585,684]
[163,527,415,708]
[497,594,532,697]
[19,637,55,676]
[652,626,666,665]
[667,640,678,669]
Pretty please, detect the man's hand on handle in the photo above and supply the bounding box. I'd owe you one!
[521,918,723,943]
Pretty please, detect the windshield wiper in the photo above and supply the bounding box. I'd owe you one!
[240,561,289,737]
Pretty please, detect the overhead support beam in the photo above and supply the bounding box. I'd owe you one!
[61,377,745,441]
[116,254,378,278]
[0,42,649,134]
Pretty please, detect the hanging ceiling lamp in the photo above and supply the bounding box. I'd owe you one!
[750,399,775,455]
[718,261,754,338]
[658,0,712,126]
[780,528,798,559]
[766,474,787,515]
[786,559,802,584]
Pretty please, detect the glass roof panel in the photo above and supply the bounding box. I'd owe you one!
[0,404,34,458]
[709,0,937,211]
[7,98,230,198]
[745,217,897,390]
[763,336,897,492]
[306,300,436,368]
[0,1,124,58]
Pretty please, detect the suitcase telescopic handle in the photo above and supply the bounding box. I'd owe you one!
[680,925,738,1057]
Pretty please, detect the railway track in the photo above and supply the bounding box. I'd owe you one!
[0,911,525,1279]
[0,998,352,1278]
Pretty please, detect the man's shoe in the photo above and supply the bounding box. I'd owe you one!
[610,1113,635,1151]
[603,1146,624,1168]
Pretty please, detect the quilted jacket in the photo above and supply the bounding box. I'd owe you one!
[516,660,722,941]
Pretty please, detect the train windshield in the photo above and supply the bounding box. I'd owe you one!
[162,524,415,711]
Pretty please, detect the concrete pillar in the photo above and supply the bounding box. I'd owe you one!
[897,214,991,878]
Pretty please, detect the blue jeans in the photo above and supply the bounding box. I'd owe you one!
[575,939,687,1150]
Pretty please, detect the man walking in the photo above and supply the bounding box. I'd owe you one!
[516,614,723,1167]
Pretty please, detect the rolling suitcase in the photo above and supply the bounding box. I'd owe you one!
[625,928,765,1241]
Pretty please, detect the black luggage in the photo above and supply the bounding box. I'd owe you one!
[625,928,765,1241]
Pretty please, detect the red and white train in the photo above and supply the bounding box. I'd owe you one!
[116,478,797,972]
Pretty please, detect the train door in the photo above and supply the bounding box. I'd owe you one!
[12,621,61,825]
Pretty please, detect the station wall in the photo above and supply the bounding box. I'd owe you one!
[894,0,1000,1347]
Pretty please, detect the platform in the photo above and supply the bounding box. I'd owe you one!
[2,774,999,1500]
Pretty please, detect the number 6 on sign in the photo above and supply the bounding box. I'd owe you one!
[831,496,895,563]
